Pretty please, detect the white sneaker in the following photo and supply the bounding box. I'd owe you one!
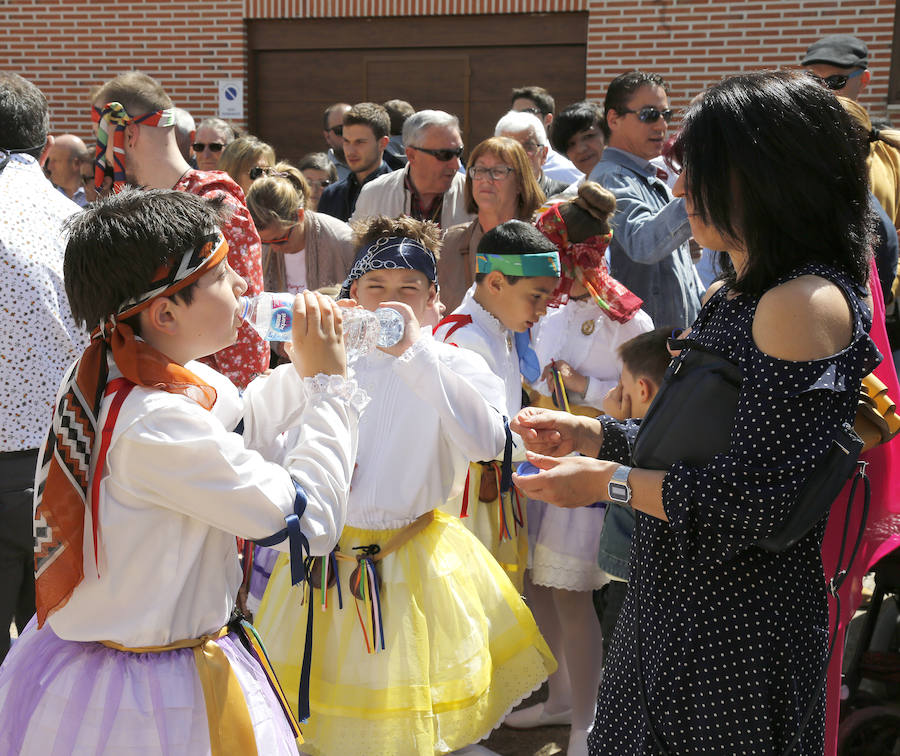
[504,702,573,729]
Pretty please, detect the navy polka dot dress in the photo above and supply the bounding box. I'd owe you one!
[588,264,881,755]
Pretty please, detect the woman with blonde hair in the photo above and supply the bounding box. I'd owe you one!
[246,161,355,300]
[438,136,546,311]
[218,135,276,198]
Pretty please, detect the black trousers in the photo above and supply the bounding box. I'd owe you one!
[0,450,38,664]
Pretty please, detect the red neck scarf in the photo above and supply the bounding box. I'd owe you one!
[33,231,227,625]
[536,203,643,323]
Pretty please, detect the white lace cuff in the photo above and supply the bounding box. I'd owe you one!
[396,336,431,364]
[302,373,369,412]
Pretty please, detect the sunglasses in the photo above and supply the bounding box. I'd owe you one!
[325,125,343,136]
[263,223,299,245]
[620,106,674,124]
[818,68,865,91]
[193,142,224,153]
[305,178,333,188]
[248,166,272,181]
[408,145,464,162]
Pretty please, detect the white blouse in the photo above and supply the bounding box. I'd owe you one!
[48,361,363,646]
[532,299,654,408]
[345,335,506,529]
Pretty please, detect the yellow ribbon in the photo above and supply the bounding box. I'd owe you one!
[101,626,259,756]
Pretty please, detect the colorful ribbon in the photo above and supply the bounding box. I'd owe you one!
[475,251,561,278]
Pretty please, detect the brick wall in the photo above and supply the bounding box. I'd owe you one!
[3,0,894,145]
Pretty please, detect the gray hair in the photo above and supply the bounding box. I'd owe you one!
[494,110,548,146]
[196,117,235,142]
[402,110,460,147]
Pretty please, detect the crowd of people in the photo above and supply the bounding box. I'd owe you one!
[1,29,899,756]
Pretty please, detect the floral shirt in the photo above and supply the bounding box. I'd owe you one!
[175,170,269,388]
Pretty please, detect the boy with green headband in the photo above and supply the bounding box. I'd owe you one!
[434,219,560,589]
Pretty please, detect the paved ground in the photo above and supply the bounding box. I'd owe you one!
[483,683,569,756]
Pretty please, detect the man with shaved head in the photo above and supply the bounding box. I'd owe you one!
[45,133,92,206]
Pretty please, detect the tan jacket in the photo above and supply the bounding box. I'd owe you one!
[438,220,483,313]
[261,210,355,293]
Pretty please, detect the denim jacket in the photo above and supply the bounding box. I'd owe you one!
[596,501,634,581]
[589,148,701,329]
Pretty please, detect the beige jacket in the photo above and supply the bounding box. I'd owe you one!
[437,220,483,313]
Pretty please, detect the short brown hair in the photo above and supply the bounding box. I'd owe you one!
[350,215,441,260]
[93,72,172,118]
[618,327,672,386]
[464,137,546,218]
[345,102,390,141]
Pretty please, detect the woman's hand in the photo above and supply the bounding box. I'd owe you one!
[511,407,604,458]
[286,290,347,378]
[513,451,616,508]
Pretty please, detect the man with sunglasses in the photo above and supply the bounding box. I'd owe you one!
[322,103,351,181]
[351,109,473,230]
[590,70,701,330]
[802,34,870,101]
[318,102,393,222]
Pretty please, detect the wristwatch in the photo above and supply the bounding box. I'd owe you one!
[608,464,633,504]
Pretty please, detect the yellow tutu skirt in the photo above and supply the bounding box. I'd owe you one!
[439,463,529,592]
[255,510,555,756]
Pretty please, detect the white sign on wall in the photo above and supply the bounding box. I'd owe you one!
[218,80,243,119]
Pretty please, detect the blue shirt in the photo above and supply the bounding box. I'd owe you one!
[589,147,701,329]
[318,160,392,222]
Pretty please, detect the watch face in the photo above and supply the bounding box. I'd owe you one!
[609,481,630,501]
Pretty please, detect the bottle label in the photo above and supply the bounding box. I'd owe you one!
[265,295,294,341]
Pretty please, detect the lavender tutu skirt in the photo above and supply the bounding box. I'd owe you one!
[0,617,299,755]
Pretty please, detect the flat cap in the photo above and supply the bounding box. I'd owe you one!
[802,34,868,69]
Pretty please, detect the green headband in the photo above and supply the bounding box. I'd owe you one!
[476,252,561,278]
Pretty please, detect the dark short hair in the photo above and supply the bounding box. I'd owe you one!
[345,102,391,141]
[297,151,338,181]
[549,101,604,155]
[63,188,226,331]
[382,99,415,135]
[602,71,669,138]
[0,73,49,158]
[511,86,555,117]
[475,219,558,284]
[671,70,870,295]
[618,327,672,386]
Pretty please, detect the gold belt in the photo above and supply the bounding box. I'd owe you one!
[101,625,260,755]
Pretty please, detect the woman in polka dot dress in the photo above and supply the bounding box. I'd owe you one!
[511,70,882,754]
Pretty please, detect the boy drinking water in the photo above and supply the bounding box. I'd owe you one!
[0,188,362,755]
[255,215,555,756]
[434,219,560,589]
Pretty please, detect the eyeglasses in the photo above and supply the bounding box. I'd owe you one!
[248,166,272,181]
[408,145,464,162]
[468,165,515,181]
[816,68,865,91]
[325,125,343,137]
[517,107,544,117]
[620,106,674,124]
[263,223,299,245]
[305,178,333,188]
[193,142,224,153]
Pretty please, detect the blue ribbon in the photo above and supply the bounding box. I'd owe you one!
[255,480,310,587]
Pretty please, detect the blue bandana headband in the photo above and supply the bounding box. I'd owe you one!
[476,252,561,278]
[339,236,438,299]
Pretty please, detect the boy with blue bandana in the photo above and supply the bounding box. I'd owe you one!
[254,215,555,756]
[434,219,560,590]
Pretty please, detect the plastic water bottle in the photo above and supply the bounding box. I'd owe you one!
[239,293,405,361]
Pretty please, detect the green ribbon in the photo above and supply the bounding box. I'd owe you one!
[476,252,561,278]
